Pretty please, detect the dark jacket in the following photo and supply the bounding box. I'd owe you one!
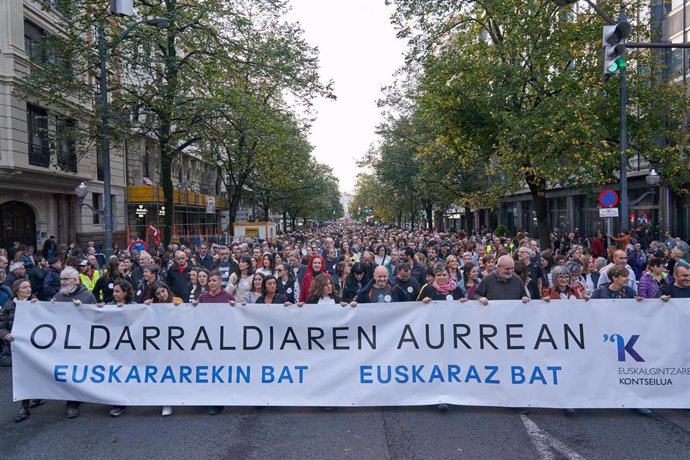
[93,275,118,303]
[417,283,466,301]
[53,284,97,303]
[0,298,17,365]
[165,264,192,300]
[591,283,635,299]
[355,280,406,303]
[256,293,288,304]
[342,276,367,303]
[43,267,61,299]
[196,253,216,270]
[29,266,46,301]
[276,276,297,304]
[473,272,525,301]
[0,286,11,309]
[390,276,421,302]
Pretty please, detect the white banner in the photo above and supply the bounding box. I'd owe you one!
[10,299,690,408]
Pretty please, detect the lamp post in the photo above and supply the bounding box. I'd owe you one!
[97,17,169,258]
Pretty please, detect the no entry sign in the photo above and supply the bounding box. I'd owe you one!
[598,189,619,208]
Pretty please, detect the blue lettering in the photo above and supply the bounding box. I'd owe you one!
[511,366,525,384]
[236,366,250,383]
[394,365,409,383]
[179,366,192,383]
[277,366,294,384]
[547,366,561,384]
[108,365,123,383]
[411,365,425,383]
[447,365,461,383]
[428,365,445,383]
[144,365,158,383]
[360,365,373,384]
[125,365,141,383]
[295,365,308,383]
[196,365,209,383]
[160,366,176,383]
[72,365,88,383]
[54,364,67,382]
[485,366,500,384]
[212,366,225,383]
[377,365,392,383]
[529,367,547,384]
[90,364,105,383]
[262,366,275,383]
[465,365,481,383]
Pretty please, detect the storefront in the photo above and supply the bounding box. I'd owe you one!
[126,186,228,246]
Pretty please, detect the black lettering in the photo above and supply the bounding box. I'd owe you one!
[30,324,56,349]
[89,325,110,350]
[425,324,444,349]
[64,324,81,349]
[191,326,212,350]
[115,326,135,350]
[143,326,161,350]
[506,324,524,350]
[307,327,325,350]
[244,326,262,350]
[332,327,349,350]
[280,327,301,350]
[219,326,236,350]
[168,326,185,351]
[397,324,419,349]
[564,323,585,350]
[358,326,376,350]
[534,324,558,350]
[453,324,471,349]
[479,324,498,350]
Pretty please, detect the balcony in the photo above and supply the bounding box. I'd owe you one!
[57,150,77,172]
[29,143,50,167]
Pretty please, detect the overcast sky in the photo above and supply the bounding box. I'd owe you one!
[286,0,407,194]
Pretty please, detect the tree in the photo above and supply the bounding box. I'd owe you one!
[389,0,690,247]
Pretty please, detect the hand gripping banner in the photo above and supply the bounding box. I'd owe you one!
[10,299,690,408]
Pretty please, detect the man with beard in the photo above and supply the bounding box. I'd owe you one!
[474,255,529,304]
[52,267,97,419]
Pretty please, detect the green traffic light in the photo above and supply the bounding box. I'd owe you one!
[607,56,626,73]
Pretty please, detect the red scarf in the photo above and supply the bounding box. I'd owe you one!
[433,279,458,295]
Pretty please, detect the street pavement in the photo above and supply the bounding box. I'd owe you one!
[2,367,690,459]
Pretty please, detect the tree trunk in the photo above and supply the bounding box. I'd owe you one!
[525,170,550,250]
[423,199,433,230]
[465,206,474,233]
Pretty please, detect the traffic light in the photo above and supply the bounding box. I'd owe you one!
[602,21,631,81]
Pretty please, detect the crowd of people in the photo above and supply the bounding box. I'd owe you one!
[2,223,690,423]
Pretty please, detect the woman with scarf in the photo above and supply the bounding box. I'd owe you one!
[298,254,329,304]
[418,264,466,303]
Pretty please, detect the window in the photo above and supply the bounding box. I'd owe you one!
[24,22,44,63]
[56,117,77,172]
[92,193,101,225]
[27,104,50,167]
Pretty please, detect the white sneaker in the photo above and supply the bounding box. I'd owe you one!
[161,406,173,417]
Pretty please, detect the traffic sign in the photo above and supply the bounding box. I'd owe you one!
[599,208,619,218]
[598,190,619,208]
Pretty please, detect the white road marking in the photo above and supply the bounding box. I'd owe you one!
[520,414,586,460]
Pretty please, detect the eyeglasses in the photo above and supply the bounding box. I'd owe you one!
[59,278,73,281]
[276,268,284,272]
[176,257,186,260]
[556,275,570,279]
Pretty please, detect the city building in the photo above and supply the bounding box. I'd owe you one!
[0,0,127,252]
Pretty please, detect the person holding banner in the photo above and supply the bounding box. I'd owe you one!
[541,265,582,301]
[591,266,641,300]
[242,273,266,304]
[52,267,97,419]
[227,256,254,302]
[304,273,348,305]
[256,275,289,305]
[194,270,235,305]
[145,282,183,306]
[474,255,529,304]
[656,260,690,299]
[299,255,330,303]
[106,280,135,418]
[418,264,466,303]
[1,279,44,422]
[275,263,297,303]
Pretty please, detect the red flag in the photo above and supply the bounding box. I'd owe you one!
[149,225,161,246]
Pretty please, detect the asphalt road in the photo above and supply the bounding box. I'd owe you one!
[2,367,690,459]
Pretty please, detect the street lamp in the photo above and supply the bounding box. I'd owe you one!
[97,16,169,258]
